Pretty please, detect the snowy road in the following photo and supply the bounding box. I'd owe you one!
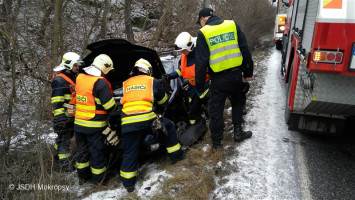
[212,49,302,199]
[212,49,355,200]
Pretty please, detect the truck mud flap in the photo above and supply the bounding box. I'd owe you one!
[288,112,345,135]
[179,118,207,146]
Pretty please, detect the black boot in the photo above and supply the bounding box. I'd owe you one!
[212,140,222,149]
[234,125,252,142]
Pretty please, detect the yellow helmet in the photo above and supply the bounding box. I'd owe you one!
[92,54,113,74]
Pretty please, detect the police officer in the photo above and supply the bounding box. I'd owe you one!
[51,52,82,171]
[164,32,210,126]
[74,54,117,185]
[195,8,254,149]
[120,58,185,193]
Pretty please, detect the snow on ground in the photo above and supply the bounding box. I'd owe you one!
[77,48,302,199]
[212,49,301,199]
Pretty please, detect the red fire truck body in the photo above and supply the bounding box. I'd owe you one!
[281,0,355,134]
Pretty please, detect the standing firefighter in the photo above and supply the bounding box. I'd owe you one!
[74,54,117,185]
[195,8,254,149]
[120,58,185,193]
[51,52,81,172]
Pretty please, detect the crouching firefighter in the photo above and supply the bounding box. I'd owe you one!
[74,54,117,185]
[51,52,82,172]
[119,58,185,193]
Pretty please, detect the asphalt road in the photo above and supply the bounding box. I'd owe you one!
[291,128,355,200]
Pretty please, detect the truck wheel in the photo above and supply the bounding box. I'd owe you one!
[285,60,293,124]
[276,40,282,50]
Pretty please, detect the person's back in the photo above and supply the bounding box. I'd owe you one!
[119,58,185,193]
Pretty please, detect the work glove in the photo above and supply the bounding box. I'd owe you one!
[102,127,119,146]
[151,117,168,137]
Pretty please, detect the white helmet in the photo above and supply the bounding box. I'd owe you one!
[53,52,82,72]
[174,32,196,51]
[92,54,114,75]
[131,58,152,76]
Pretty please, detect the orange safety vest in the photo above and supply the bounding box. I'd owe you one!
[121,75,154,115]
[180,54,209,86]
[75,74,108,120]
[51,73,76,116]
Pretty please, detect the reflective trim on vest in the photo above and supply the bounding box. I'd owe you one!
[51,96,64,103]
[200,20,243,72]
[121,75,154,115]
[76,161,90,169]
[120,170,137,179]
[91,166,106,175]
[166,143,181,153]
[122,101,153,114]
[75,74,110,122]
[64,94,72,100]
[121,112,156,125]
[74,118,107,128]
[53,108,65,116]
[58,153,71,159]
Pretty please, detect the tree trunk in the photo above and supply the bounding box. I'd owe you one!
[149,0,174,49]
[99,0,110,40]
[51,0,63,68]
[124,0,135,43]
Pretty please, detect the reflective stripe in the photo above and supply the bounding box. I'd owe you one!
[121,112,156,125]
[199,88,209,99]
[103,97,115,110]
[190,120,196,125]
[95,98,101,105]
[188,97,192,103]
[54,143,58,150]
[74,118,107,128]
[58,153,71,159]
[51,96,64,103]
[120,170,137,179]
[76,104,96,111]
[166,143,181,153]
[91,166,106,175]
[157,93,168,105]
[64,94,72,100]
[53,108,65,116]
[76,161,90,169]
[122,101,153,114]
[210,52,242,65]
[176,69,182,76]
[210,43,240,56]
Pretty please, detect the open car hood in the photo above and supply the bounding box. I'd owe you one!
[82,39,166,89]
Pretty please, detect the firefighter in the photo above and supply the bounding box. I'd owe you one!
[195,8,254,149]
[74,54,117,185]
[120,58,185,193]
[51,52,82,172]
[163,32,210,125]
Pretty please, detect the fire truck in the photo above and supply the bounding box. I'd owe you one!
[273,0,288,50]
[280,0,355,134]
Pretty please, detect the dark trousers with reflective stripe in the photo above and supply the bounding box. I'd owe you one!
[75,131,107,183]
[208,69,244,141]
[54,119,74,166]
[120,117,183,188]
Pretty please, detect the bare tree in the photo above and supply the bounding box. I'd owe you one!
[124,0,135,43]
[98,0,111,40]
[51,0,64,68]
[149,0,174,49]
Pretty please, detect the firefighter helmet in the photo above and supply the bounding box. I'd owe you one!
[54,52,82,72]
[174,32,196,51]
[130,58,152,76]
[92,54,114,75]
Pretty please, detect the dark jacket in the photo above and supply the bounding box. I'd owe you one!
[195,15,254,93]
